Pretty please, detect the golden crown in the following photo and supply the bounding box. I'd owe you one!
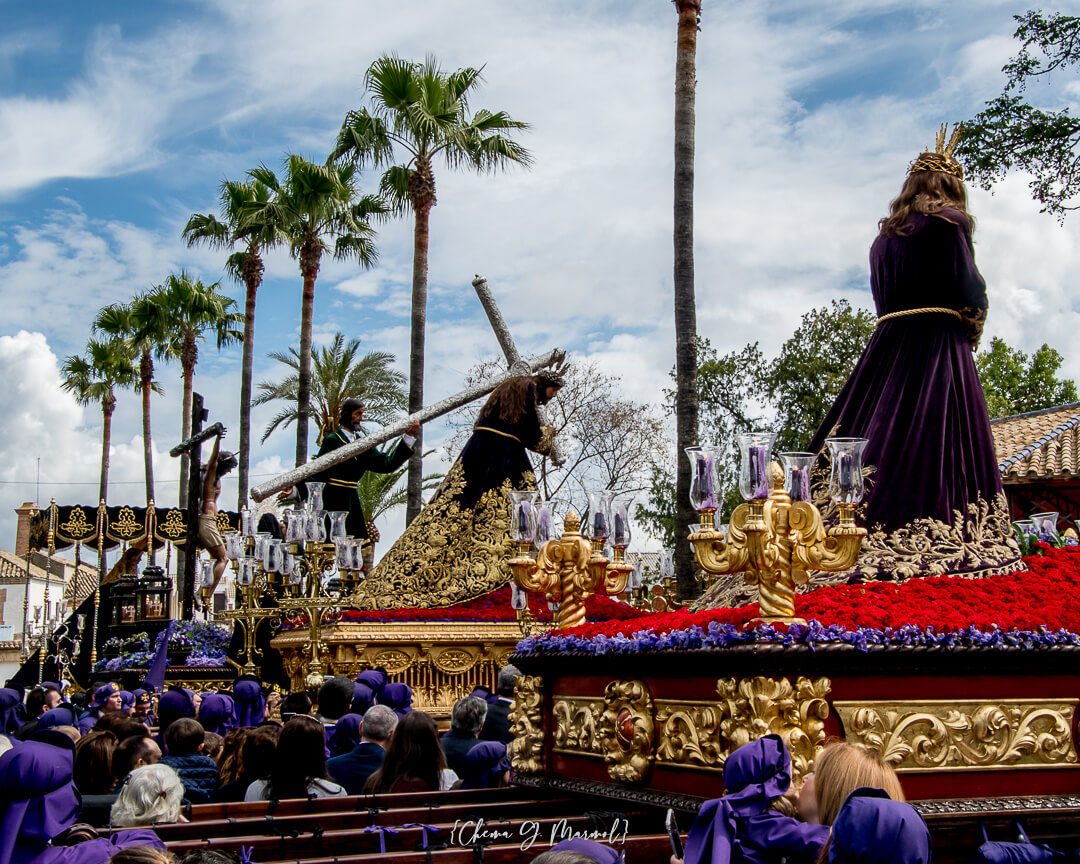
[909,122,964,180]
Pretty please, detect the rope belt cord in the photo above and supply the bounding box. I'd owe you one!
[876,306,962,326]
[473,426,522,443]
[325,478,356,488]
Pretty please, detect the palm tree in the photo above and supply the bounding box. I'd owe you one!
[254,332,407,445]
[329,54,532,525]
[240,155,386,466]
[673,0,702,601]
[183,178,276,509]
[94,294,173,504]
[59,338,138,503]
[155,272,244,508]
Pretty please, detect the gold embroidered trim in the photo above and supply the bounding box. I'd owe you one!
[473,426,522,444]
[326,478,357,488]
[350,460,537,610]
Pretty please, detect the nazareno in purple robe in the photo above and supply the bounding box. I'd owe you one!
[0,739,164,864]
[829,788,931,864]
[684,734,828,864]
[804,208,1022,583]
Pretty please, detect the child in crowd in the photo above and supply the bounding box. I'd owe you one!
[160,719,219,802]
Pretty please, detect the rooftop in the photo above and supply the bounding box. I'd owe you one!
[991,403,1080,484]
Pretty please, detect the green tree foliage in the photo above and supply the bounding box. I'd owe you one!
[976,336,1079,418]
[959,11,1080,219]
[355,451,442,527]
[254,333,407,445]
[766,300,876,451]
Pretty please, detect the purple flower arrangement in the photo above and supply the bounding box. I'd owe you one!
[95,621,230,671]
[515,619,1080,657]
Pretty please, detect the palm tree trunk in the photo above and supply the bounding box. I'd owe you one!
[296,273,316,467]
[178,334,196,509]
[405,203,431,525]
[237,275,258,509]
[99,395,115,505]
[673,0,702,602]
[140,351,156,505]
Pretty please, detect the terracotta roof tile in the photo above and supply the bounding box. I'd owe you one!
[991,402,1080,483]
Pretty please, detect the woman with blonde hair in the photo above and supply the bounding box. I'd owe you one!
[110,764,186,827]
[808,742,904,827]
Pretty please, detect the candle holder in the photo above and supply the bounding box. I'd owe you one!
[688,438,867,624]
[686,446,720,526]
[509,508,633,630]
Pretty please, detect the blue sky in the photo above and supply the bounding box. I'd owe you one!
[2,0,1079,553]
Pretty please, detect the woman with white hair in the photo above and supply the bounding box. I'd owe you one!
[110,764,186,827]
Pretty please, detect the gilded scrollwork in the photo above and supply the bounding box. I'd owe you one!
[835,699,1079,771]
[598,679,655,784]
[717,676,830,782]
[654,700,725,771]
[351,462,536,610]
[158,510,186,540]
[510,675,545,774]
[553,697,604,756]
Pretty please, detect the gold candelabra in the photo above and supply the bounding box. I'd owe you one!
[689,461,866,623]
[509,511,634,630]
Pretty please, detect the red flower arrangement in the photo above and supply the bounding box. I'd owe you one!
[554,548,1080,641]
[333,583,649,624]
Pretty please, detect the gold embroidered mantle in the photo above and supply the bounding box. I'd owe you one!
[350,461,537,610]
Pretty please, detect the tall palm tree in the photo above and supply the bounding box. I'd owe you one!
[329,54,532,524]
[253,332,407,445]
[673,0,702,601]
[94,294,173,504]
[59,338,138,503]
[240,155,386,466]
[155,272,244,508]
[183,178,275,509]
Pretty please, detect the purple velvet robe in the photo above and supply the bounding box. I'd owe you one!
[807,209,1022,581]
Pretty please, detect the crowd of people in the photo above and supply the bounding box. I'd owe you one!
[1,666,942,864]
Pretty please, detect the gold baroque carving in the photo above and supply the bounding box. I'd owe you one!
[553,696,604,756]
[371,649,414,671]
[655,700,725,772]
[351,463,537,610]
[598,679,655,784]
[835,699,1080,772]
[717,676,830,782]
[510,675,544,774]
[430,647,477,674]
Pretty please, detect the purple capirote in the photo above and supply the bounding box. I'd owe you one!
[380,683,412,718]
[684,734,828,864]
[198,693,236,736]
[0,738,164,864]
[829,789,931,864]
[233,680,265,727]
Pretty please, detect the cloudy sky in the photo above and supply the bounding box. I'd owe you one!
[1,0,1079,554]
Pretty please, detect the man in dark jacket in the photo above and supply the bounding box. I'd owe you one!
[327,705,397,795]
[441,696,487,777]
[160,718,219,802]
[480,665,518,744]
[282,399,420,541]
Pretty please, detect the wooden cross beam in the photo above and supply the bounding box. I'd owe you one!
[472,275,566,467]
[249,347,566,503]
